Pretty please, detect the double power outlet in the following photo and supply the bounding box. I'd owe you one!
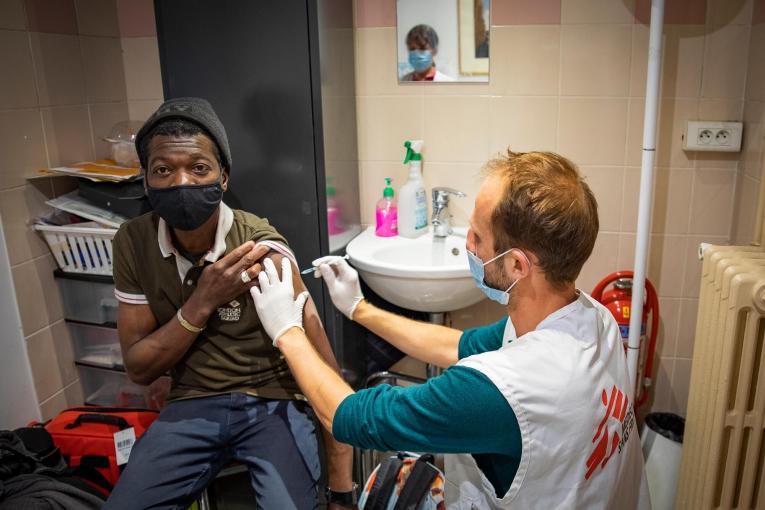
[682,120,743,152]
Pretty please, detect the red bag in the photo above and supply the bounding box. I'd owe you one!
[45,407,159,494]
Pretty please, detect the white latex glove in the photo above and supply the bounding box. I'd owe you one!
[311,255,364,320]
[250,257,309,347]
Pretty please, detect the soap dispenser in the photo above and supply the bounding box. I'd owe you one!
[398,140,427,238]
[375,177,398,237]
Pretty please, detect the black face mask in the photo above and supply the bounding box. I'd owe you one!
[146,178,223,231]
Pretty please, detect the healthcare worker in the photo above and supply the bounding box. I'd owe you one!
[250,150,651,509]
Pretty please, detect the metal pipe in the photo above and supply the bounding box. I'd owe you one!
[628,0,665,392]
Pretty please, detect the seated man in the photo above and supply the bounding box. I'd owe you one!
[251,150,650,509]
[104,98,353,510]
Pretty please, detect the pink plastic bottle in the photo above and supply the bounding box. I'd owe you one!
[375,177,397,237]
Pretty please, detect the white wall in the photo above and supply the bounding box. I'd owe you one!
[396,0,459,79]
[0,221,40,428]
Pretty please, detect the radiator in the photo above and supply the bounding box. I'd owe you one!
[676,244,765,509]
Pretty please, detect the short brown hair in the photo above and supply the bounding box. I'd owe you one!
[485,150,599,288]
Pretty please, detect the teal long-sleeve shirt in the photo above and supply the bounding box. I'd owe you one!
[333,318,522,497]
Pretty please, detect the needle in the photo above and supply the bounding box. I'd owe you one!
[300,254,350,274]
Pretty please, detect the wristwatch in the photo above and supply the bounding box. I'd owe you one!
[325,483,358,506]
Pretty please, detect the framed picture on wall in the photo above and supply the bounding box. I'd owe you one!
[458,0,490,75]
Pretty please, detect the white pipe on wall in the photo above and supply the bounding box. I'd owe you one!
[628,0,664,393]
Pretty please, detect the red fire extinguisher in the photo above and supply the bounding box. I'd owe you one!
[591,271,659,410]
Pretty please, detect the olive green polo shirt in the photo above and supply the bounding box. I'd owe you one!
[112,203,303,402]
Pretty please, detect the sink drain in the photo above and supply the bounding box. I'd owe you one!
[451,248,460,256]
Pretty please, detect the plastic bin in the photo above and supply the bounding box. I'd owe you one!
[35,223,116,275]
[641,412,684,510]
[68,322,122,369]
[54,272,117,325]
[77,365,170,410]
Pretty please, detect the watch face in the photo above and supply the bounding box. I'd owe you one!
[326,487,357,505]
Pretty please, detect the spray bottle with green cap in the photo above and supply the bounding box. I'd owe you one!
[375,177,398,237]
[398,140,427,238]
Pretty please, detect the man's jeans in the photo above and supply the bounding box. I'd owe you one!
[103,392,320,510]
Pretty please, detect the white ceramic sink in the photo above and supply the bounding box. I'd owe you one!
[345,226,485,313]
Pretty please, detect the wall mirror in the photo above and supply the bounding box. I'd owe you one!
[396,0,490,83]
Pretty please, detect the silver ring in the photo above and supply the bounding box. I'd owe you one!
[240,271,252,283]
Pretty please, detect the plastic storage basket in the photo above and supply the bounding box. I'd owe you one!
[35,224,117,275]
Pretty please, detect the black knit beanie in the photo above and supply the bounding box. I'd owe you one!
[135,97,232,171]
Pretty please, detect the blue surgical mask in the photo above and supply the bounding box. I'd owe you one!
[467,248,522,306]
[408,50,433,72]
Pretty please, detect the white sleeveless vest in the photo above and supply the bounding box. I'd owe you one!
[447,292,651,509]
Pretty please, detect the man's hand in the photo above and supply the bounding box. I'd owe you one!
[312,256,364,320]
[250,258,310,346]
[191,241,269,314]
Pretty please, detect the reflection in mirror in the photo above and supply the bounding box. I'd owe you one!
[397,0,490,83]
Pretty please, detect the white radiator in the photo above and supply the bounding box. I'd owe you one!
[676,244,765,509]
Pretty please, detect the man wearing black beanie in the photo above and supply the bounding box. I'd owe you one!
[103,98,355,509]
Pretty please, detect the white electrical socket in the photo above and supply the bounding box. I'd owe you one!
[683,121,743,152]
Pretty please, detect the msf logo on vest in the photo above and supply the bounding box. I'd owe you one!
[585,384,636,480]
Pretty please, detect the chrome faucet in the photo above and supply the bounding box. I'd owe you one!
[431,187,466,237]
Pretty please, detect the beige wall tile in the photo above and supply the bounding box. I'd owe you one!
[322,95,359,162]
[742,100,764,179]
[488,97,557,156]
[12,260,45,335]
[656,297,681,358]
[630,25,705,98]
[561,24,631,97]
[689,168,736,236]
[695,99,744,170]
[42,106,94,166]
[676,298,699,359]
[75,0,119,36]
[731,174,760,244]
[654,168,694,235]
[421,162,482,227]
[50,320,76,386]
[356,96,423,161]
[0,180,54,266]
[29,32,86,107]
[647,234,687,297]
[423,96,490,162]
[486,25,560,96]
[650,356,675,412]
[450,299,488,330]
[355,28,421,97]
[64,379,83,407]
[580,166,624,232]
[0,30,37,109]
[358,160,409,225]
[89,102,129,159]
[701,24,750,99]
[561,0,635,24]
[26,326,63,401]
[12,256,63,335]
[617,232,636,269]
[0,0,27,30]
[577,232,619,293]
[80,36,127,103]
[707,0,753,26]
[38,388,68,421]
[0,109,47,190]
[672,357,692,416]
[626,98,697,168]
[745,25,765,102]
[620,167,640,233]
[128,99,163,122]
[559,98,628,166]
[121,36,162,101]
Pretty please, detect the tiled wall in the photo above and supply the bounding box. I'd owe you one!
[354,0,759,416]
[0,0,160,421]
